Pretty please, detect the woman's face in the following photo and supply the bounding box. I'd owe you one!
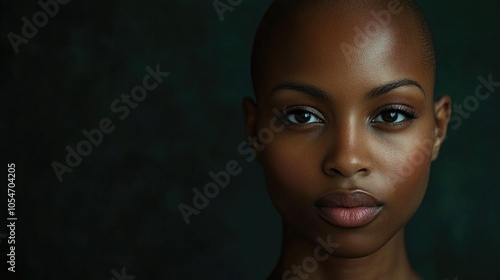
[245,5,451,257]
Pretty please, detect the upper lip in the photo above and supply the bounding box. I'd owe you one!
[315,190,382,208]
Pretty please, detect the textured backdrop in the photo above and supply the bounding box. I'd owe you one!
[2,0,500,279]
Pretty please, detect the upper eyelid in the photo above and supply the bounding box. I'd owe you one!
[281,105,324,117]
[371,105,418,125]
[279,106,325,124]
[373,104,416,115]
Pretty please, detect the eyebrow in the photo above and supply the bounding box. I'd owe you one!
[270,79,425,100]
[271,82,329,99]
[365,79,425,100]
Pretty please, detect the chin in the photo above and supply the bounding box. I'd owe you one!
[287,214,405,259]
[335,229,391,256]
[323,235,389,259]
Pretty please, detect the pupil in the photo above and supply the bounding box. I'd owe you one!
[382,111,398,122]
[296,112,311,123]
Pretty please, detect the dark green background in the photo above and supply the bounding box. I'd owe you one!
[2,0,499,279]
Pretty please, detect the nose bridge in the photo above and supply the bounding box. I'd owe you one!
[324,113,370,177]
[336,114,363,162]
[338,114,358,152]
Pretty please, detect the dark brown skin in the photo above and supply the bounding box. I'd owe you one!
[243,1,451,280]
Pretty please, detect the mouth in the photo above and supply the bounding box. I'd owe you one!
[315,191,383,228]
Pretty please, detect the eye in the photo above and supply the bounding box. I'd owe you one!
[372,105,418,126]
[373,111,407,123]
[287,111,321,124]
[279,106,324,126]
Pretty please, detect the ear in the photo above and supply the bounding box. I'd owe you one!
[432,95,452,161]
[242,97,258,138]
[242,97,262,162]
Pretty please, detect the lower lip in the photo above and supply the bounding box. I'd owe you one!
[317,206,383,228]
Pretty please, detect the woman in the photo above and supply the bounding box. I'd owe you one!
[243,0,452,279]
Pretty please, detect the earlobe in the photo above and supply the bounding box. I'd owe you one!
[432,95,452,161]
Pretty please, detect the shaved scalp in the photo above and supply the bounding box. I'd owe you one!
[251,0,436,98]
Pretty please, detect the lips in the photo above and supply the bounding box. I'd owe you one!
[315,191,383,228]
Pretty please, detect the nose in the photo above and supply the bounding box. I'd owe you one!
[322,117,372,178]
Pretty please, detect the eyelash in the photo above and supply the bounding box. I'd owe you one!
[371,104,419,127]
[277,106,325,128]
[276,104,419,128]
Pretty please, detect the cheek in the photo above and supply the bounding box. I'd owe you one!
[380,136,434,216]
[260,136,321,215]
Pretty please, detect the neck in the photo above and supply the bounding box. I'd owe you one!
[268,226,421,280]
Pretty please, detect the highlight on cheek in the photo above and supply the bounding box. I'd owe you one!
[385,138,434,188]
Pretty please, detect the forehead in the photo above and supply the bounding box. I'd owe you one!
[255,1,434,100]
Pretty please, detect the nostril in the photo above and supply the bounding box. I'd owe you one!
[322,130,372,177]
[326,168,344,177]
[323,159,370,178]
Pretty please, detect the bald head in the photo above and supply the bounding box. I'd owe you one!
[251,0,436,99]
